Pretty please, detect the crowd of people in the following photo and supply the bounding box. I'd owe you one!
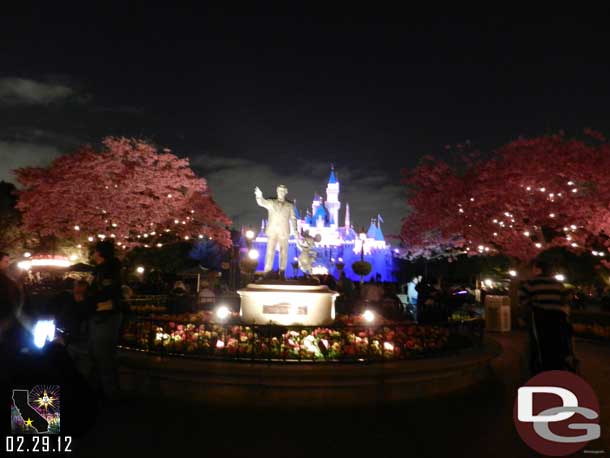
[0,241,124,404]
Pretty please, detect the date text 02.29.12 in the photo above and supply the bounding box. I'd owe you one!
[5,435,72,453]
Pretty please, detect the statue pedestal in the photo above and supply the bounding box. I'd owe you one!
[238,283,338,326]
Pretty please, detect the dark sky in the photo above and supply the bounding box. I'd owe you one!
[1,6,610,236]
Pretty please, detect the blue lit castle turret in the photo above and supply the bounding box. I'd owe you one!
[250,166,397,282]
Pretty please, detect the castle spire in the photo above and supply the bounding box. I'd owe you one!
[344,203,350,228]
[328,164,338,184]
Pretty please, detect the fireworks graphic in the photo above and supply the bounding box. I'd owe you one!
[31,385,61,415]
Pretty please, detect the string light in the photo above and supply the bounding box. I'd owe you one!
[74,225,80,231]
[535,243,542,248]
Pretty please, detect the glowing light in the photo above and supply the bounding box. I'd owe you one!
[470,197,475,202]
[174,219,179,224]
[74,225,80,231]
[33,320,55,349]
[549,213,555,218]
[184,236,190,240]
[87,236,94,242]
[198,234,204,239]
[572,188,578,193]
[477,245,484,251]
[167,194,172,198]
[483,278,493,287]
[359,232,367,241]
[143,233,149,238]
[112,223,117,227]
[23,252,32,258]
[508,270,517,277]
[215,305,230,321]
[338,257,343,262]
[136,266,145,274]
[362,310,375,323]
[539,187,546,192]
[567,181,574,186]
[592,250,598,256]
[77,244,82,248]
[458,208,464,213]
[599,252,606,257]
[216,340,225,349]
[312,266,329,275]
[245,230,255,240]
[571,242,578,248]
[383,342,394,351]
[248,249,259,260]
[69,254,78,262]
[570,225,577,230]
[526,186,531,191]
[535,243,542,248]
[566,235,572,241]
[523,231,530,237]
[156,243,163,247]
[97,234,106,239]
[555,274,566,282]
[18,258,71,270]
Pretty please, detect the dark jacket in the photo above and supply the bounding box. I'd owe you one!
[57,293,91,343]
[0,271,20,321]
[90,259,123,315]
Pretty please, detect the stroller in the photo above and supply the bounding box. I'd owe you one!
[529,307,580,375]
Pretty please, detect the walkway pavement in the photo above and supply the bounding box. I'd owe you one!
[76,331,609,457]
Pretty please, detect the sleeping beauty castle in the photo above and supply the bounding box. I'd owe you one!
[250,166,397,282]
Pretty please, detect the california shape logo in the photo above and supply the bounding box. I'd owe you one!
[11,385,61,434]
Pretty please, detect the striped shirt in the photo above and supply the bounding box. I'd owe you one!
[519,276,570,315]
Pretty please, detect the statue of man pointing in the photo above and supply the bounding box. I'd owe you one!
[254,185,298,278]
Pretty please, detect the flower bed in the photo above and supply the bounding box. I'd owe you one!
[120,313,454,362]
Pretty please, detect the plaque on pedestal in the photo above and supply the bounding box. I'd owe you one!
[238,282,338,326]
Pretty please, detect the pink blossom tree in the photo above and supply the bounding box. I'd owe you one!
[401,131,610,265]
[16,137,231,250]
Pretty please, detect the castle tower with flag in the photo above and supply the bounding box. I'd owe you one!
[250,166,397,282]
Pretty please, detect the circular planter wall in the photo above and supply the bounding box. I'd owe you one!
[118,338,501,407]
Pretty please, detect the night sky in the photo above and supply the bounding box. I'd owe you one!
[2,6,610,237]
